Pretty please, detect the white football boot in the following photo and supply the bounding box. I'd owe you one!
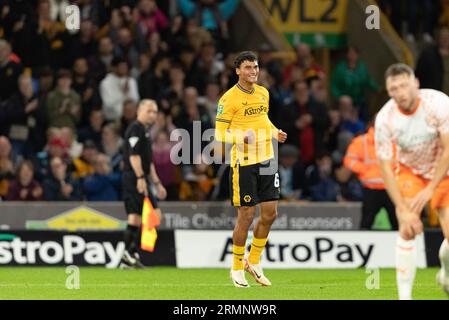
[244,259,272,286]
[436,269,449,297]
[230,269,250,288]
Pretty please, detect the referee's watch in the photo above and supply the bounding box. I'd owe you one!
[137,175,145,180]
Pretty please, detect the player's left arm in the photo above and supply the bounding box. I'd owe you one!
[410,132,449,214]
[410,97,449,214]
[150,163,167,200]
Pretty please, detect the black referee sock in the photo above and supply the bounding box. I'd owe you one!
[124,225,139,253]
[132,226,142,252]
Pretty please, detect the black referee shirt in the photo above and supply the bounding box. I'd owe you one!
[123,120,153,176]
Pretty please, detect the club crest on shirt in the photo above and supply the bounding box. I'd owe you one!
[217,104,224,115]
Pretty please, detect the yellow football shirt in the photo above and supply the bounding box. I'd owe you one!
[215,83,279,167]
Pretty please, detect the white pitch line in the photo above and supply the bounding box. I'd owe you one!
[0,283,235,288]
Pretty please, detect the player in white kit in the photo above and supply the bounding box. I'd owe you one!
[375,63,449,300]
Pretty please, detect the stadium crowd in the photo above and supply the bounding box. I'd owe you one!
[0,0,443,203]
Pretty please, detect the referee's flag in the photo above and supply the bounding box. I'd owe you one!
[141,197,160,252]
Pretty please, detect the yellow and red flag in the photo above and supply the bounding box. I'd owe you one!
[141,197,160,252]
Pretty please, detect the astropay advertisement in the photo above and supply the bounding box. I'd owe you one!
[174,230,427,268]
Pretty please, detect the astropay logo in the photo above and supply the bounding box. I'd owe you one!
[0,234,124,268]
[220,236,374,268]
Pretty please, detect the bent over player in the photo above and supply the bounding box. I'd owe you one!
[375,63,449,299]
[214,51,287,287]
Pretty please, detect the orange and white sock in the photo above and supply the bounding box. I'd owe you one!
[396,236,417,300]
[439,239,449,277]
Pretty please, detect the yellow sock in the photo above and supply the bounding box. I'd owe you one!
[232,245,246,270]
[248,237,268,265]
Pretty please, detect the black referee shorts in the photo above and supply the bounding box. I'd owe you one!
[229,158,280,207]
[122,171,159,215]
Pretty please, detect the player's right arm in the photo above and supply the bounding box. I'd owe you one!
[375,112,422,237]
[214,96,245,144]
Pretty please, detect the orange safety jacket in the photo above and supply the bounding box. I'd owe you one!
[343,127,385,190]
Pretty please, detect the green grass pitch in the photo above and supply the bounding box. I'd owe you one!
[0,267,447,300]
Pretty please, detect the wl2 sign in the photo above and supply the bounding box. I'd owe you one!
[262,0,348,48]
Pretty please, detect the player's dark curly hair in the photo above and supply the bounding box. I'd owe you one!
[234,51,258,69]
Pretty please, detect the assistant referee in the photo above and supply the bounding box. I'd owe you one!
[120,99,167,268]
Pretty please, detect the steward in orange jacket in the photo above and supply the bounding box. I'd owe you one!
[344,127,398,230]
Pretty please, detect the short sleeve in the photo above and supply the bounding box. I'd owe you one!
[126,125,142,155]
[374,109,394,161]
[434,93,449,134]
[215,95,235,125]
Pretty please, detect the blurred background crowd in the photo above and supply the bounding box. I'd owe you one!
[0,0,446,203]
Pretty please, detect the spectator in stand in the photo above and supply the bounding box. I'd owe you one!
[279,80,329,165]
[135,0,169,41]
[138,53,170,101]
[96,8,126,44]
[258,44,283,86]
[77,0,100,26]
[304,153,339,202]
[88,36,114,83]
[0,0,35,40]
[101,122,123,173]
[196,42,225,94]
[283,43,325,89]
[150,111,176,140]
[174,86,213,156]
[183,18,214,54]
[0,74,47,158]
[46,69,82,133]
[69,19,97,66]
[278,144,305,201]
[323,109,342,155]
[339,95,365,136]
[330,46,378,121]
[161,62,185,113]
[180,154,216,201]
[35,131,71,179]
[177,44,200,87]
[114,27,140,72]
[71,57,100,128]
[83,153,121,201]
[0,39,23,100]
[334,165,363,202]
[0,136,15,200]
[77,109,104,149]
[176,0,240,52]
[100,57,139,122]
[152,129,178,200]
[37,66,55,99]
[120,99,137,136]
[416,28,449,95]
[60,126,83,160]
[43,156,82,201]
[405,0,436,44]
[71,140,97,179]
[36,0,71,70]
[199,81,221,121]
[144,32,170,72]
[6,160,43,201]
